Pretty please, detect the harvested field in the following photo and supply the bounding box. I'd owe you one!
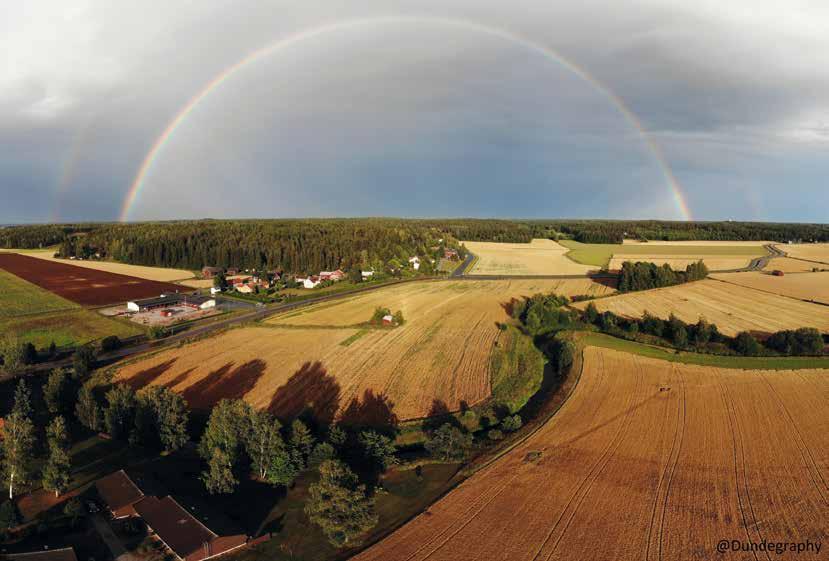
[355,346,829,561]
[0,253,186,307]
[117,279,614,420]
[763,257,827,273]
[3,249,195,281]
[608,255,752,272]
[622,239,771,246]
[560,240,765,268]
[777,243,829,264]
[462,239,597,275]
[710,271,829,305]
[572,279,829,336]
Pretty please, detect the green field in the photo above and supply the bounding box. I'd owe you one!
[579,331,829,370]
[558,240,766,268]
[0,268,79,318]
[0,268,142,347]
[489,326,546,413]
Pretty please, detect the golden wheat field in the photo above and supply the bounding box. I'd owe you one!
[777,243,829,264]
[764,257,827,273]
[572,279,829,335]
[462,239,597,275]
[710,272,829,305]
[10,249,196,282]
[608,255,752,272]
[356,346,829,561]
[621,240,771,246]
[117,279,614,420]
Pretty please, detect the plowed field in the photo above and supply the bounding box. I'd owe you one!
[572,279,829,336]
[0,253,185,306]
[117,279,614,420]
[355,346,829,561]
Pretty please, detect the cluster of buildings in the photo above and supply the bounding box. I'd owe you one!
[126,293,216,314]
[96,470,255,561]
[295,269,346,289]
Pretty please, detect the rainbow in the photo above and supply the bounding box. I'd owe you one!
[120,16,692,222]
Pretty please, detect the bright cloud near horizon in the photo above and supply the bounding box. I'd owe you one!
[1,0,828,224]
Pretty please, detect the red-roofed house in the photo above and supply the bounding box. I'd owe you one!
[319,269,345,282]
[95,470,144,519]
[134,496,247,561]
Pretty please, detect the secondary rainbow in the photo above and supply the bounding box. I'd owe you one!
[120,16,692,222]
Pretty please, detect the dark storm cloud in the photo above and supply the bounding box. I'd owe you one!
[1,0,827,223]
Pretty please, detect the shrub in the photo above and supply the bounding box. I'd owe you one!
[733,332,761,356]
[100,335,122,352]
[487,429,503,441]
[425,424,473,462]
[501,414,523,432]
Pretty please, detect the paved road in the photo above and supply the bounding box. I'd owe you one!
[451,252,476,277]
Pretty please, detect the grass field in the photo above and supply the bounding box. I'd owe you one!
[710,271,829,305]
[356,345,829,561]
[559,240,766,268]
[0,268,142,346]
[777,242,829,264]
[462,239,597,275]
[0,268,78,318]
[117,279,614,421]
[571,279,829,336]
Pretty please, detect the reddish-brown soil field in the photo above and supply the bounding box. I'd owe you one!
[0,253,184,306]
[355,346,829,561]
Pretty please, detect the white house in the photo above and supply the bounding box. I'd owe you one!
[210,287,222,296]
[408,256,421,270]
[297,275,321,289]
[236,284,254,294]
[361,270,374,279]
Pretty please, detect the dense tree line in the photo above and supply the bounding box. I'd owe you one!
[618,260,708,292]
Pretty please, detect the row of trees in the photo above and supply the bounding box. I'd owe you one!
[583,304,826,357]
[617,260,708,292]
[1,380,72,500]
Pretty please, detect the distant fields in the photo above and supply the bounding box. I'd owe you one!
[572,279,829,336]
[0,268,141,347]
[559,240,766,269]
[462,239,596,275]
[710,271,829,305]
[777,242,829,264]
[117,279,614,420]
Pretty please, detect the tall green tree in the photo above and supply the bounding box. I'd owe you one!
[43,416,72,497]
[12,379,32,420]
[72,345,96,378]
[0,336,24,375]
[135,386,189,452]
[305,460,377,547]
[44,369,69,415]
[244,410,284,481]
[1,411,35,499]
[199,399,250,493]
[425,424,472,462]
[358,430,397,472]
[104,384,136,440]
[289,419,315,467]
[75,384,101,432]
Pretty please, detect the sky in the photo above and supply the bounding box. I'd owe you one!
[1,0,828,224]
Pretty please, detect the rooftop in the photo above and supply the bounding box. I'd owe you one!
[95,470,144,513]
[0,548,78,561]
[134,495,217,560]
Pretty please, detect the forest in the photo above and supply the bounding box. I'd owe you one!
[1,219,828,272]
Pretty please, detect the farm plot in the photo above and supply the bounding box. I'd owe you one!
[764,257,827,273]
[560,240,767,269]
[117,279,614,420]
[710,271,829,305]
[572,279,829,336]
[355,346,829,561]
[18,250,195,282]
[0,253,185,306]
[0,268,78,318]
[777,243,829,264]
[608,255,752,272]
[462,239,597,275]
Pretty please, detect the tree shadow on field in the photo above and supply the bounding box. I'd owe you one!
[587,274,618,290]
[125,358,178,390]
[338,389,399,436]
[267,361,341,427]
[501,298,521,318]
[181,359,267,410]
[422,399,462,433]
[162,367,197,390]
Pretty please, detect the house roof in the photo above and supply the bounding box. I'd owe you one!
[95,470,144,513]
[134,496,217,560]
[0,548,78,561]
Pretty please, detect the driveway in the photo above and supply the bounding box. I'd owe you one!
[91,514,139,561]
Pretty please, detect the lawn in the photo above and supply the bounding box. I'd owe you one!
[578,331,829,370]
[558,240,766,268]
[0,268,79,318]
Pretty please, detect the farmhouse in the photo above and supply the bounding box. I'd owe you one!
[127,294,215,313]
[95,471,248,561]
[0,548,78,561]
[296,275,321,289]
[319,269,345,281]
[201,266,223,279]
[95,469,145,518]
